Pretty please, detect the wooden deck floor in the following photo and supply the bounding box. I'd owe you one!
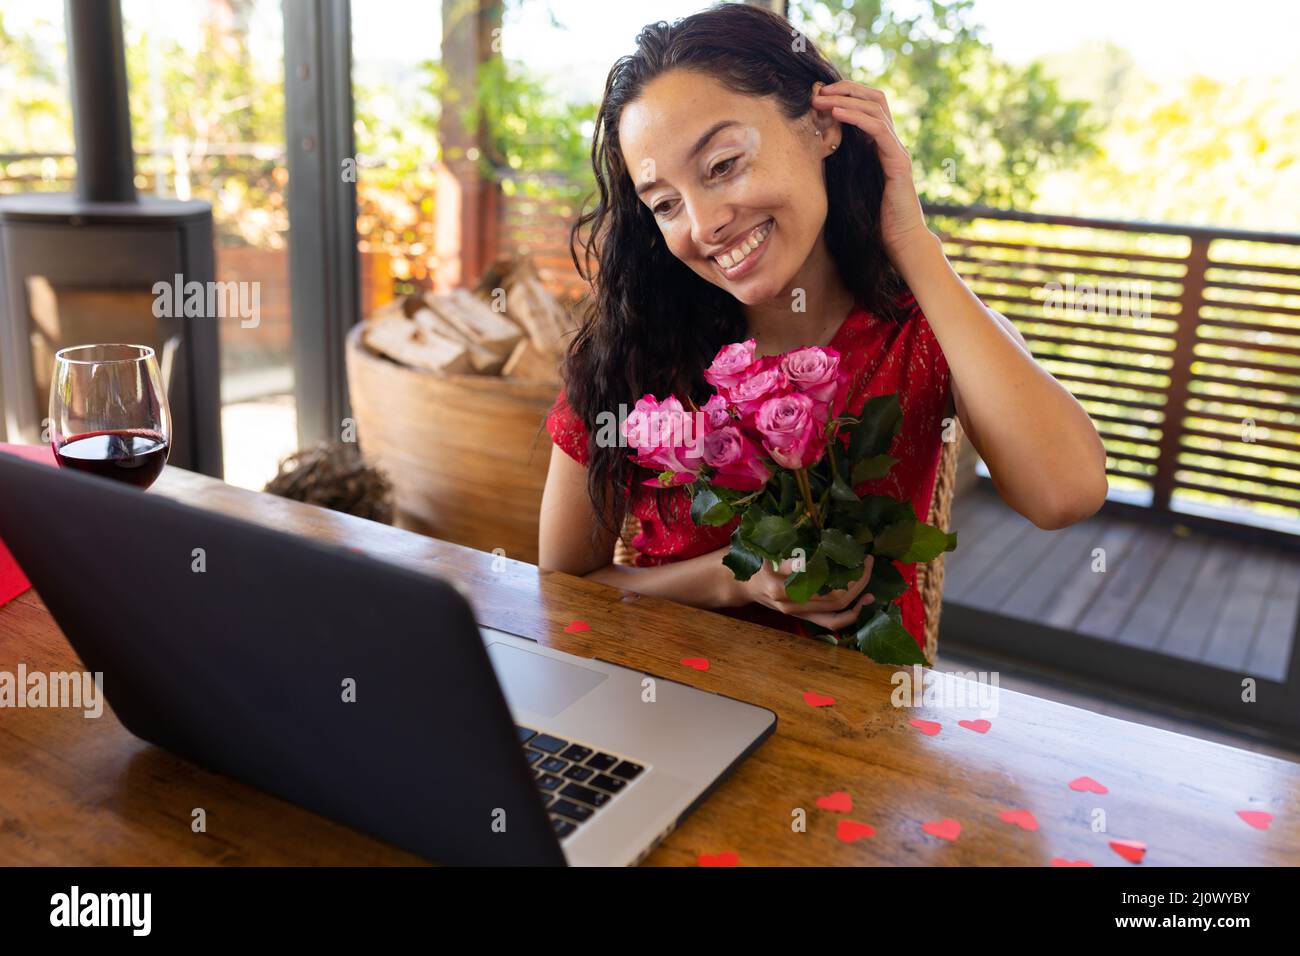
[940,484,1300,682]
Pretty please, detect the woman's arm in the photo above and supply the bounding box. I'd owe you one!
[811,81,1108,530]
[538,445,874,629]
[893,231,1109,530]
[538,445,736,607]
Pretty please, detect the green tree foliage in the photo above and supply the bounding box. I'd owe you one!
[787,0,1102,208]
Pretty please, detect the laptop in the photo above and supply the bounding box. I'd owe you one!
[0,450,776,866]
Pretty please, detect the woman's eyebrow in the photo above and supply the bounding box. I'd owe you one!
[634,119,741,197]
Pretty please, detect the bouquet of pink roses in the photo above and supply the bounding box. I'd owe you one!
[622,338,956,666]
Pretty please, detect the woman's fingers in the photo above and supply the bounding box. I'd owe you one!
[813,93,892,127]
[816,80,895,123]
[767,555,875,609]
[805,556,876,608]
[794,588,876,631]
[812,88,911,171]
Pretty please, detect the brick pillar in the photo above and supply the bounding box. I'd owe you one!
[434,0,504,291]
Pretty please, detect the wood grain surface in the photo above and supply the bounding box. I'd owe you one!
[0,466,1295,866]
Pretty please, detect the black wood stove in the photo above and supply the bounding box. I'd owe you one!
[0,0,222,476]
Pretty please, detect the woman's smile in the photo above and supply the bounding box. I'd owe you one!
[711,217,775,281]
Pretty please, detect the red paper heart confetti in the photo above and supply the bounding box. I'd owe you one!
[909,718,942,736]
[1068,775,1108,794]
[1109,839,1147,863]
[922,818,961,842]
[998,808,1039,832]
[563,619,590,633]
[679,657,710,671]
[697,851,739,867]
[1050,857,1094,867]
[803,691,836,708]
[1236,810,1273,831]
[836,820,876,843]
[816,791,853,813]
[958,719,991,734]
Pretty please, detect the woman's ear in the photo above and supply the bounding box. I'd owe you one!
[809,81,842,155]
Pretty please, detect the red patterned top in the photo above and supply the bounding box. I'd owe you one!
[545,289,953,649]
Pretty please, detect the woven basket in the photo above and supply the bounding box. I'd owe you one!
[344,323,556,564]
[614,419,964,663]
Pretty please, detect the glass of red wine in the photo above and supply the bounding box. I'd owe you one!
[49,344,172,490]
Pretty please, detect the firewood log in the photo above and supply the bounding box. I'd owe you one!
[501,338,562,381]
[362,314,471,375]
[428,288,524,357]
[411,306,504,374]
[476,256,578,357]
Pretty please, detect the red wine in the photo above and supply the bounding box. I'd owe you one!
[54,430,169,488]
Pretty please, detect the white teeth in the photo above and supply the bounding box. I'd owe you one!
[715,219,773,270]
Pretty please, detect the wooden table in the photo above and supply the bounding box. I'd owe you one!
[1,466,1296,865]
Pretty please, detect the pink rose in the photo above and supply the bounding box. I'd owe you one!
[701,426,770,491]
[755,392,827,470]
[704,339,757,391]
[622,394,708,484]
[782,346,850,418]
[726,356,791,426]
[701,393,733,429]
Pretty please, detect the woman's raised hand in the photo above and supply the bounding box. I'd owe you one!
[812,80,931,262]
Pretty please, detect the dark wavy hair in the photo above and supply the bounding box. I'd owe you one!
[563,1,908,548]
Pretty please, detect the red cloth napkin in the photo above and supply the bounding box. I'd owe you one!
[0,443,57,608]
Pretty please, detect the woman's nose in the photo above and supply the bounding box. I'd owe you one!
[688,198,733,253]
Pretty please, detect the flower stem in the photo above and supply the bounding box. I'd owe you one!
[795,467,822,530]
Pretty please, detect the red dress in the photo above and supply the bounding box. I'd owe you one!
[544,289,953,650]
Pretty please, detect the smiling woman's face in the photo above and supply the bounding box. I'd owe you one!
[619,69,837,307]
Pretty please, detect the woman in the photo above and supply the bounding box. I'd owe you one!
[538,3,1108,648]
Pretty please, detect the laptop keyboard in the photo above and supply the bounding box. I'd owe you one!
[517,725,646,840]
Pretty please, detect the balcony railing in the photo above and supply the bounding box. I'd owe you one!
[925,204,1299,542]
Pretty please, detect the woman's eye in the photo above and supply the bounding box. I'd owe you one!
[653,199,675,217]
[710,156,738,178]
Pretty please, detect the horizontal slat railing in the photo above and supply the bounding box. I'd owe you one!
[926,204,1300,539]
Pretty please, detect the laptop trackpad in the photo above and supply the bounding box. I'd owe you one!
[486,642,608,718]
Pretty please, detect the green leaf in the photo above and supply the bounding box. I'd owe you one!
[856,604,930,666]
[829,475,859,503]
[851,454,898,484]
[900,523,958,563]
[690,487,734,527]
[865,559,908,605]
[746,513,799,561]
[823,561,861,592]
[776,470,796,514]
[784,548,829,603]
[860,495,914,528]
[872,516,917,559]
[832,441,851,487]
[819,527,866,568]
[722,527,765,582]
[849,394,903,461]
